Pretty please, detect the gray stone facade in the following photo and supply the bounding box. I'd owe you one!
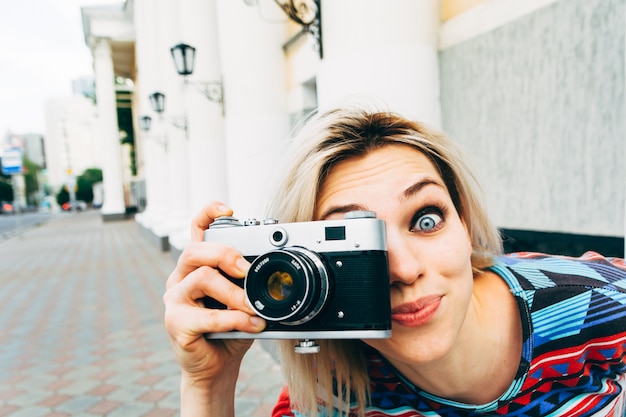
[439,0,625,239]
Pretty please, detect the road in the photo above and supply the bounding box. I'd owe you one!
[0,211,53,240]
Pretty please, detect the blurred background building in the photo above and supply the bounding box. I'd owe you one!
[43,96,99,195]
[77,0,625,257]
[0,133,46,210]
[0,76,103,213]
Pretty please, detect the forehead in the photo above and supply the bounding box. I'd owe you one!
[315,145,445,215]
[323,144,440,186]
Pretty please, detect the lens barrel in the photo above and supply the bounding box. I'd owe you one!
[245,247,329,324]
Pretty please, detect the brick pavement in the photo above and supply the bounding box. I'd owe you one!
[0,211,284,417]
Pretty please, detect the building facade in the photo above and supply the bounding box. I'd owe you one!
[43,95,100,193]
[81,0,625,256]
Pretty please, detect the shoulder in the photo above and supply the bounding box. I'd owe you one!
[491,251,626,294]
[491,251,626,353]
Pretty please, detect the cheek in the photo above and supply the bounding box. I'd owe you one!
[432,231,473,278]
[429,229,473,295]
[444,237,475,303]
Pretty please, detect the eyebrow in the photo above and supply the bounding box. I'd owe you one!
[318,178,446,220]
[401,177,446,201]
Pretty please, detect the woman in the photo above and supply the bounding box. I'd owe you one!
[164,106,626,416]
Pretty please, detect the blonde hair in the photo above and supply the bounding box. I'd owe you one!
[266,105,503,416]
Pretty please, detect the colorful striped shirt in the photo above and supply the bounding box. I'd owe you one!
[273,252,626,416]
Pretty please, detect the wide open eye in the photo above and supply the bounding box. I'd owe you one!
[411,208,445,232]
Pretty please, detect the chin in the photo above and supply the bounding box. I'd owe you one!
[363,324,452,365]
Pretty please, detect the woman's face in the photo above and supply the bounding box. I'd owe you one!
[315,144,474,366]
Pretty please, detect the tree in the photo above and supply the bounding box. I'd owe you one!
[55,167,103,205]
[56,186,70,206]
[80,168,103,185]
[0,159,12,202]
[0,155,40,205]
[78,168,102,203]
[0,181,12,203]
[76,176,94,202]
[23,156,41,206]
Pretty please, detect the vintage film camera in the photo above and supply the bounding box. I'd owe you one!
[203,210,391,353]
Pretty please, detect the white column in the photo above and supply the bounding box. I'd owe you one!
[133,0,171,246]
[216,0,292,220]
[317,0,441,127]
[166,0,228,252]
[179,0,227,213]
[93,38,126,220]
[144,0,191,245]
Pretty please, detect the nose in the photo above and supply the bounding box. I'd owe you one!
[386,230,423,286]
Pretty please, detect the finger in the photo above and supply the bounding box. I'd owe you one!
[193,307,265,335]
[164,304,266,348]
[164,266,264,337]
[190,201,233,242]
[166,242,250,289]
[179,265,255,315]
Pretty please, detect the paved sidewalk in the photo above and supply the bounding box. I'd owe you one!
[0,211,284,417]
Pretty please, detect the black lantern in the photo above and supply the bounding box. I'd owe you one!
[149,91,165,114]
[244,0,322,58]
[139,115,152,132]
[170,43,197,76]
[169,43,224,106]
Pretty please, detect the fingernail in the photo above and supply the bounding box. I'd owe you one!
[250,316,265,329]
[218,204,230,214]
[236,257,250,274]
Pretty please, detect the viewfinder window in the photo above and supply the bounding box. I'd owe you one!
[325,226,346,241]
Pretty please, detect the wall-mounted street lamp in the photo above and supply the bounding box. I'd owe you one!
[148,91,166,114]
[244,0,322,58]
[170,43,195,76]
[148,91,188,134]
[170,43,224,108]
[138,114,168,151]
[139,115,152,132]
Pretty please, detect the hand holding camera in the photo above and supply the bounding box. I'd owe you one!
[162,202,266,402]
[162,201,393,413]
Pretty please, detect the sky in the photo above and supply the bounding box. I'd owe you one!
[0,0,120,138]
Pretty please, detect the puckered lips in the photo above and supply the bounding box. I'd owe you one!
[391,295,442,327]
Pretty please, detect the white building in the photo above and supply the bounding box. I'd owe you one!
[80,0,625,257]
[43,95,100,193]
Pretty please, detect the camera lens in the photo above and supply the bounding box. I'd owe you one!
[245,247,329,324]
[267,271,293,301]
